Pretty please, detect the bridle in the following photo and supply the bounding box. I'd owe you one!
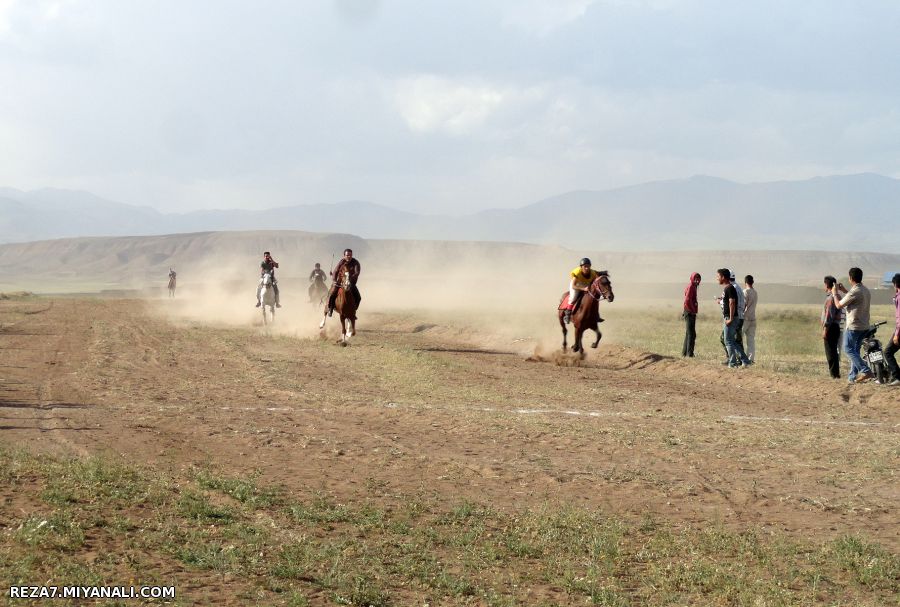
[588,274,612,301]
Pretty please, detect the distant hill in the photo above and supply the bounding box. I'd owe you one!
[1,231,898,295]
[1,173,898,251]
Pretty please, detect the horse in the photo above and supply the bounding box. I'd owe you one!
[557,272,614,353]
[260,272,276,325]
[167,274,176,298]
[308,276,328,308]
[320,272,358,344]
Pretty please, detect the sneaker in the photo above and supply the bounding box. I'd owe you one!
[276,303,282,308]
[255,302,261,308]
[855,372,875,383]
[889,379,900,386]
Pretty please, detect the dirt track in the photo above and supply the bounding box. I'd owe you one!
[1,297,897,551]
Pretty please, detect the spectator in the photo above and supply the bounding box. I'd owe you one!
[682,272,701,357]
[718,268,751,368]
[832,267,873,383]
[821,275,842,379]
[718,271,745,362]
[743,275,758,362]
[883,273,900,386]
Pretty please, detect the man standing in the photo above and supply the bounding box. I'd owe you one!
[821,276,843,379]
[883,273,900,386]
[718,271,745,362]
[832,267,872,383]
[682,272,701,357]
[743,275,758,362]
[718,268,751,368]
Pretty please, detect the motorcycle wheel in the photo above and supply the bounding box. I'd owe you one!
[874,361,886,384]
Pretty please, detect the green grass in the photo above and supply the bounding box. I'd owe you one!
[1,448,896,606]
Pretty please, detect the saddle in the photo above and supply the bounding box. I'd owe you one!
[558,293,584,311]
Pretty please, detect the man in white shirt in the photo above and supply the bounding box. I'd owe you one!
[743,275,758,362]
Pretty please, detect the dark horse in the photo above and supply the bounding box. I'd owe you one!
[557,272,614,353]
[308,276,328,307]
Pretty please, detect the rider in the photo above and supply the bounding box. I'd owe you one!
[256,251,282,308]
[325,248,361,317]
[308,262,328,301]
[564,257,599,324]
[309,263,327,284]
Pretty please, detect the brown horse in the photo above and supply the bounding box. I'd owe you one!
[334,285,358,344]
[319,272,358,344]
[557,272,614,353]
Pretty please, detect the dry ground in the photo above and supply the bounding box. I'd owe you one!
[0,296,897,605]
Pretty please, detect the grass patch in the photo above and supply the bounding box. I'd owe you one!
[0,448,896,606]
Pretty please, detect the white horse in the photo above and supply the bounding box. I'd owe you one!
[259,272,276,325]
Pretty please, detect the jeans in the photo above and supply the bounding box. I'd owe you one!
[682,312,696,357]
[823,324,841,379]
[844,329,872,381]
[723,320,751,367]
[743,319,756,361]
[720,319,744,356]
[885,336,900,381]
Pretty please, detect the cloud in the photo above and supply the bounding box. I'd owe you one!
[2,1,900,215]
[500,0,596,37]
[391,75,508,135]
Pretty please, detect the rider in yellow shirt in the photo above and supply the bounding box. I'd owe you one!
[565,258,599,324]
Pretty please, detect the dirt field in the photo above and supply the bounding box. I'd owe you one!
[1,295,897,605]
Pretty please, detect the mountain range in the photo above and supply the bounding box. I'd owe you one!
[1,173,898,252]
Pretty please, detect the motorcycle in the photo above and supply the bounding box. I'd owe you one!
[861,321,888,383]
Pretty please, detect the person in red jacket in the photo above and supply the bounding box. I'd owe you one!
[682,272,701,357]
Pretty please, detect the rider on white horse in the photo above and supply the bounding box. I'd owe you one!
[256,251,282,308]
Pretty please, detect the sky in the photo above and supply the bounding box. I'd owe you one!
[1,0,899,214]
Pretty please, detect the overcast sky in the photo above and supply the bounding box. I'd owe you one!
[1,0,899,214]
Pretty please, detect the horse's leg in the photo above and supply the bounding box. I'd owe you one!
[573,327,584,353]
[591,327,602,348]
[559,313,568,351]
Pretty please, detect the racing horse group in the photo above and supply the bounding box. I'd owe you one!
[259,264,613,352]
